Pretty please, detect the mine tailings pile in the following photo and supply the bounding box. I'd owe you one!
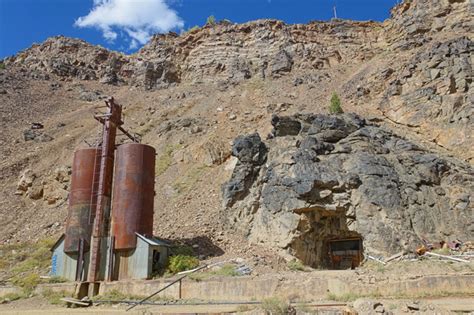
[50,98,167,297]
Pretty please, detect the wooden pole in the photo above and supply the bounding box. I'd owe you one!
[126,264,209,311]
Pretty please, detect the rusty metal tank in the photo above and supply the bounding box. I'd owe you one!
[64,148,100,253]
[111,143,156,250]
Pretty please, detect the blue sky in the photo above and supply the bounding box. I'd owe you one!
[0,0,399,59]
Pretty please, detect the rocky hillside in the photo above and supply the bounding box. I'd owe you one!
[0,0,472,267]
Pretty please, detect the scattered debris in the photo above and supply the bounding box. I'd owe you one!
[406,301,420,311]
[31,122,44,129]
[367,255,386,265]
[61,297,92,307]
[235,264,252,275]
[424,251,469,263]
[415,239,473,263]
[384,251,404,263]
[23,129,53,142]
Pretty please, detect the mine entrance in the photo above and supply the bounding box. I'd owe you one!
[152,250,161,275]
[328,238,363,269]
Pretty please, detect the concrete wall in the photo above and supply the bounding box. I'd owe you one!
[98,273,474,302]
[3,272,469,302]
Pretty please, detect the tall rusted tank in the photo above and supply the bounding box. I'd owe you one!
[64,148,100,253]
[111,143,156,250]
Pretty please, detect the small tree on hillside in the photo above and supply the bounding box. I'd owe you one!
[329,92,343,114]
[206,15,216,25]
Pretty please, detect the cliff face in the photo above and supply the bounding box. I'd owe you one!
[0,0,472,264]
[5,0,472,160]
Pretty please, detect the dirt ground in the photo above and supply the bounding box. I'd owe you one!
[1,297,474,314]
[1,260,473,314]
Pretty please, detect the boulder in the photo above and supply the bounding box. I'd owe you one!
[271,50,293,76]
[16,169,36,193]
[222,133,267,207]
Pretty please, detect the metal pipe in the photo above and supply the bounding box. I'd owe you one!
[88,97,122,284]
[126,265,208,311]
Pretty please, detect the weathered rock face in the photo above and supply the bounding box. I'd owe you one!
[4,0,470,161]
[222,114,473,267]
[4,19,379,89]
[385,0,472,50]
[379,37,473,155]
[6,36,128,82]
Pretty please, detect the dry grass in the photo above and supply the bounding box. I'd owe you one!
[1,238,57,294]
[287,259,306,272]
[172,165,209,194]
[261,297,290,315]
[40,289,71,305]
[155,144,181,176]
[189,264,240,281]
[0,292,28,304]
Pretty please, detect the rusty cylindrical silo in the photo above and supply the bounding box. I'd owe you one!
[111,143,156,250]
[64,148,100,253]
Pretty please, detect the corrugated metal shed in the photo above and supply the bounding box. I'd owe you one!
[51,234,168,282]
[50,234,90,281]
[113,234,169,280]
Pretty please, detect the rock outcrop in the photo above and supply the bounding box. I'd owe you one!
[379,37,473,156]
[16,166,70,205]
[385,0,472,50]
[222,113,473,266]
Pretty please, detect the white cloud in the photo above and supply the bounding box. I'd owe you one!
[75,0,184,48]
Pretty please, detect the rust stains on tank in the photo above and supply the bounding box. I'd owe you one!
[64,148,100,253]
[111,143,156,250]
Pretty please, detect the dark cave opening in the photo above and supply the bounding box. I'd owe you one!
[289,209,363,269]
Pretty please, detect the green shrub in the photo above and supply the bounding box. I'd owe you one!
[326,292,376,302]
[0,292,27,303]
[189,264,239,281]
[172,165,208,194]
[11,273,40,294]
[206,15,216,25]
[48,276,68,283]
[41,289,70,305]
[261,297,290,315]
[94,289,149,302]
[167,255,199,274]
[215,264,239,276]
[287,259,305,271]
[0,237,56,295]
[155,144,180,176]
[328,92,343,114]
[0,62,5,70]
[170,244,195,256]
